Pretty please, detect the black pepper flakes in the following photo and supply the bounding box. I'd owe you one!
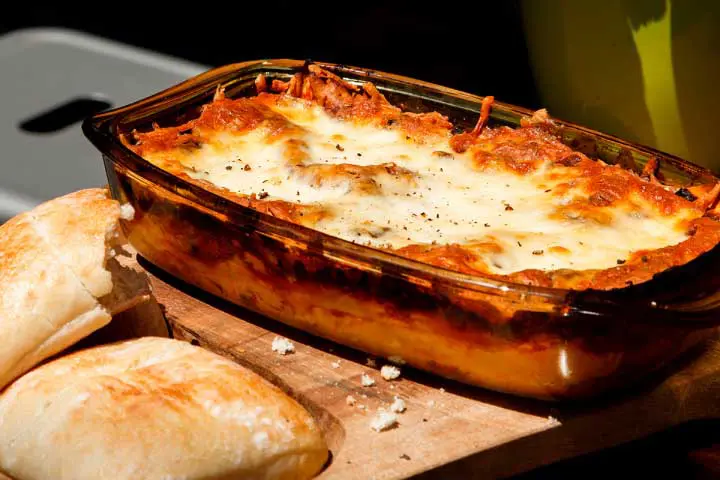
[336,144,344,151]
[225,165,233,170]
[484,223,490,227]
[504,204,514,211]
[400,454,411,461]
[357,152,363,157]
[244,164,252,171]
[675,187,697,202]
[257,192,269,199]
[641,255,649,263]
[532,250,544,255]
[617,259,626,265]
[517,241,523,247]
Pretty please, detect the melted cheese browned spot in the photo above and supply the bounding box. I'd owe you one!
[129,67,720,290]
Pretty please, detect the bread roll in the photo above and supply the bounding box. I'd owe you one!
[0,188,149,390]
[0,337,328,480]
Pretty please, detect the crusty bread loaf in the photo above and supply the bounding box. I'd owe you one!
[0,337,329,480]
[0,188,149,390]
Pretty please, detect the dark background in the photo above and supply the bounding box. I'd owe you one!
[2,3,719,478]
[0,3,541,109]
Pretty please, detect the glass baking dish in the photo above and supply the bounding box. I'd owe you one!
[83,59,720,401]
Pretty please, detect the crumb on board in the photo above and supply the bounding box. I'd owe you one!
[388,355,406,365]
[361,374,376,387]
[547,415,560,425]
[366,358,377,367]
[381,365,401,381]
[370,411,399,432]
[331,360,341,369]
[271,337,295,355]
[346,395,357,406]
[439,387,445,393]
[119,203,135,221]
[390,396,406,413]
[427,400,436,408]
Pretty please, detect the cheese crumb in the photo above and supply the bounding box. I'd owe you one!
[331,361,341,369]
[427,400,436,408]
[380,365,401,381]
[370,411,398,432]
[361,374,376,387]
[119,203,135,221]
[271,337,295,355]
[366,358,377,367]
[346,395,356,406]
[390,397,406,413]
[439,388,445,393]
[388,355,406,365]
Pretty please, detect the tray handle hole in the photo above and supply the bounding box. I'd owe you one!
[18,96,112,134]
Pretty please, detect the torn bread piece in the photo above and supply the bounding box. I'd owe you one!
[0,337,329,480]
[0,188,150,390]
[29,188,135,300]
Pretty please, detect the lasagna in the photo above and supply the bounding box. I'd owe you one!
[125,65,720,291]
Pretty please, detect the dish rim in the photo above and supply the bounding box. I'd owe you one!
[82,58,720,322]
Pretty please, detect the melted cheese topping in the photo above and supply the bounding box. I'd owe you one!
[141,98,696,276]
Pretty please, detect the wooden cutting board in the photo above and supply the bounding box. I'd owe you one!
[135,257,720,479]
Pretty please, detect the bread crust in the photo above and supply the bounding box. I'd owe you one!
[0,188,143,390]
[0,337,328,480]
